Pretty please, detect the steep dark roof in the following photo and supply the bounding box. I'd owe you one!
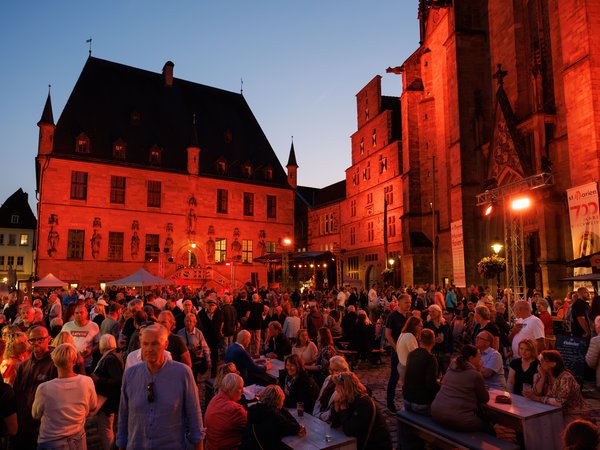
[0,189,37,229]
[287,142,298,167]
[313,180,346,207]
[39,91,54,125]
[52,57,289,186]
[296,186,320,208]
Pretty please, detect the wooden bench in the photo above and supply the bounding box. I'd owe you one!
[369,348,385,364]
[397,409,519,450]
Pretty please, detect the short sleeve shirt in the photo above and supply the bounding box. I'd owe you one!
[511,315,545,356]
[385,311,407,343]
[571,299,590,337]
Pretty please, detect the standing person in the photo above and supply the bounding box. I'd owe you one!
[571,287,592,338]
[157,310,192,367]
[116,324,205,450]
[198,297,224,377]
[385,294,410,412]
[221,294,238,349]
[91,334,123,450]
[32,343,97,450]
[282,309,301,342]
[509,300,545,356]
[1,331,29,385]
[0,376,17,443]
[46,294,62,329]
[245,294,265,357]
[424,304,451,374]
[100,302,123,340]
[177,313,211,379]
[61,301,100,374]
[445,285,457,311]
[403,329,439,415]
[305,305,324,342]
[11,326,57,450]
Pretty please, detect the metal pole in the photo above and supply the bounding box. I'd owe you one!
[432,155,436,287]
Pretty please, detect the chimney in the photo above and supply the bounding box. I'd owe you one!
[162,61,174,87]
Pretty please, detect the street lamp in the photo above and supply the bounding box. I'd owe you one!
[490,241,504,296]
[281,237,292,291]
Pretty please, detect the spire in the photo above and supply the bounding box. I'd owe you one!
[190,113,199,148]
[286,138,298,167]
[39,85,54,125]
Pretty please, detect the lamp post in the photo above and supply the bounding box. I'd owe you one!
[389,258,395,286]
[491,241,503,297]
[281,237,292,291]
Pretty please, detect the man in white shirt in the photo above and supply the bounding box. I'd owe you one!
[509,300,545,356]
[61,302,100,374]
[368,283,379,309]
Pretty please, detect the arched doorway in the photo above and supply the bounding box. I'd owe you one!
[365,265,376,290]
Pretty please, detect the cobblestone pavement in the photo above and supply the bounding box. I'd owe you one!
[84,351,600,449]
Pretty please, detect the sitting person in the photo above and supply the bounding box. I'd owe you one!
[279,354,319,414]
[431,344,492,434]
[562,419,600,450]
[524,350,589,422]
[240,384,305,449]
[402,329,439,416]
[349,310,375,362]
[225,330,271,386]
[264,321,292,361]
[205,373,247,450]
[507,338,539,395]
[330,372,392,449]
[475,330,506,390]
[291,329,318,365]
[306,327,337,386]
[312,355,350,421]
[585,316,600,390]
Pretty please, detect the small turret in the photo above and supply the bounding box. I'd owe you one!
[37,87,55,156]
[286,139,298,189]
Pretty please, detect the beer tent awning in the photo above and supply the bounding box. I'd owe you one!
[33,273,69,288]
[106,268,174,287]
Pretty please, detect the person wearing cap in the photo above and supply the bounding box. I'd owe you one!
[198,296,223,377]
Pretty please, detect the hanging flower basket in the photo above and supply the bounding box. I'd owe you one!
[381,268,394,279]
[477,255,506,279]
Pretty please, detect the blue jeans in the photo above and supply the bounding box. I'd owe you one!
[403,400,431,416]
[37,432,86,450]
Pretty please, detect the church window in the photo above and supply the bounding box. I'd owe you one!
[350,227,356,245]
[267,195,277,219]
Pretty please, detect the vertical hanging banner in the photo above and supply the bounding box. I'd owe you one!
[451,220,466,288]
[567,182,600,286]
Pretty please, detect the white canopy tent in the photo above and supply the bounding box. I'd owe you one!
[106,268,174,295]
[33,273,69,288]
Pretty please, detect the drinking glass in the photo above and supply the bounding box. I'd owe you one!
[297,401,304,417]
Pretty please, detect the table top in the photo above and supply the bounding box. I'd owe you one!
[282,409,357,450]
[485,389,562,420]
[254,357,285,379]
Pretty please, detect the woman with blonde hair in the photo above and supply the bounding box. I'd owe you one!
[241,384,305,449]
[313,355,350,421]
[396,316,423,388]
[291,329,318,365]
[1,331,29,385]
[32,343,97,450]
[507,338,539,395]
[52,331,86,374]
[331,372,392,449]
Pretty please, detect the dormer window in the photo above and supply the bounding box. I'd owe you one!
[242,163,253,178]
[216,159,227,175]
[75,133,90,153]
[10,214,19,224]
[264,166,273,181]
[113,139,126,160]
[149,145,161,164]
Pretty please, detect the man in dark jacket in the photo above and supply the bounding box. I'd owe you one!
[198,297,224,377]
[265,321,292,360]
[402,328,439,415]
[224,330,272,385]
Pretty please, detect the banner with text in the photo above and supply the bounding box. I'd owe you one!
[567,182,600,287]
[451,220,466,288]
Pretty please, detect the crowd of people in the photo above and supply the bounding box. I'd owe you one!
[0,281,598,449]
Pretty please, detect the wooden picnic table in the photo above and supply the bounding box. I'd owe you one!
[484,389,564,450]
[282,408,357,450]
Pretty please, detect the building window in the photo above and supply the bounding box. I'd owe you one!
[20,234,28,246]
[380,155,387,173]
[144,234,160,261]
[351,200,356,217]
[70,171,88,200]
[388,216,396,237]
[110,176,126,204]
[244,193,254,216]
[7,256,14,267]
[363,162,371,181]
[365,253,379,262]
[367,222,374,241]
[267,195,277,219]
[217,189,228,214]
[350,227,356,245]
[384,185,393,205]
[67,229,85,259]
[242,239,253,263]
[367,193,373,204]
[215,238,227,263]
[360,138,364,155]
[372,129,377,147]
[10,215,18,224]
[0,256,4,267]
[16,256,23,268]
[347,256,359,280]
[264,166,273,181]
[75,133,90,153]
[319,213,334,235]
[243,163,253,178]
[8,235,16,246]
[149,145,161,164]
[113,139,126,159]
[147,181,161,207]
[108,232,124,261]
[217,160,227,175]
[266,241,276,254]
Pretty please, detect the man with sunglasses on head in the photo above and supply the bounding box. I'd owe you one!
[11,325,57,450]
[117,323,205,450]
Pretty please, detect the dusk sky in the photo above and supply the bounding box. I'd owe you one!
[0,1,419,213]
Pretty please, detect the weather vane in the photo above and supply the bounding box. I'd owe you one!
[240,78,244,95]
[86,37,92,57]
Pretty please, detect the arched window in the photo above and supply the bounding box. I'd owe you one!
[75,132,91,153]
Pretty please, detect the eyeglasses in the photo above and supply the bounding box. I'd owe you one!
[147,382,155,403]
[28,336,49,344]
